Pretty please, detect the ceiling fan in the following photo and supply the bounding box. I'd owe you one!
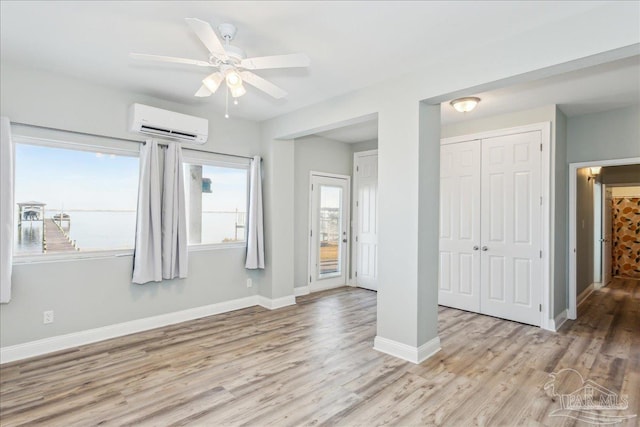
[130,18,310,102]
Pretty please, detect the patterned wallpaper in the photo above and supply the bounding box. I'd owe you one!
[612,197,640,279]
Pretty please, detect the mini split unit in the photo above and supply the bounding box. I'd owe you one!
[128,103,209,144]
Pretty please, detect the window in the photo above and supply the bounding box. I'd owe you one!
[183,162,248,246]
[13,140,139,256]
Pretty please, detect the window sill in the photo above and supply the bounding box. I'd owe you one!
[13,249,134,265]
[12,243,247,265]
[188,242,246,252]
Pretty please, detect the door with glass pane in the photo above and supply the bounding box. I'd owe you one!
[309,173,350,291]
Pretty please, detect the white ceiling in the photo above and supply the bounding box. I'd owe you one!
[1,1,626,123]
[315,120,378,144]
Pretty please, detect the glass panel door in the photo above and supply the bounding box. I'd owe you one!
[309,174,350,290]
[319,185,343,278]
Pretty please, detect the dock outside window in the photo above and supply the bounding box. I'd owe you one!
[183,162,248,246]
[13,141,139,256]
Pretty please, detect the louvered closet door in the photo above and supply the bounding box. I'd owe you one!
[438,140,481,312]
[480,131,542,326]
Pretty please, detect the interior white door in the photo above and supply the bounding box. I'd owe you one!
[438,140,481,311]
[354,153,378,291]
[309,174,350,291]
[480,131,542,326]
[602,185,613,286]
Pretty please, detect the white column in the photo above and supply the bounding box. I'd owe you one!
[374,100,441,363]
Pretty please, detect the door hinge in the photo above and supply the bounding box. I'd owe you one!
[540,196,543,206]
[540,143,543,151]
[355,271,358,277]
[310,229,313,237]
[356,201,359,207]
[310,275,312,283]
[357,166,359,172]
[540,250,542,258]
[311,184,314,191]
[356,236,358,242]
[539,304,542,312]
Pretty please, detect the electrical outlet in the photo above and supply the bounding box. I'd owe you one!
[43,310,54,324]
[246,278,253,288]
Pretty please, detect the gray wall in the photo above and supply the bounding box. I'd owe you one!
[553,107,568,317]
[351,139,378,153]
[567,106,640,163]
[1,63,262,347]
[293,135,353,288]
[575,168,595,295]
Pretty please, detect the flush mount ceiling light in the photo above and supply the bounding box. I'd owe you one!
[450,97,481,113]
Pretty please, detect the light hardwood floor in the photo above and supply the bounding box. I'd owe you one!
[1,278,638,426]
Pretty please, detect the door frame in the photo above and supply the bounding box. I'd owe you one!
[308,171,351,292]
[441,122,551,329]
[352,149,378,288]
[568,156,640,319]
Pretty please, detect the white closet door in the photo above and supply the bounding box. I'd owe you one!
[355,153,378,291]
[439,140,481,312]
[480,131,542,326]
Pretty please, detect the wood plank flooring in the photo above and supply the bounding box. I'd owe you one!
[1,278,638,426]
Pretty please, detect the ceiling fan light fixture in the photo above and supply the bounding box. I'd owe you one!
[202,73,223,93]
[231,84,247,98]
[225,70,242,88]
[450,97,481,113]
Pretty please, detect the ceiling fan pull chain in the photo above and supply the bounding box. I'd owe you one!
[225,86,230,119]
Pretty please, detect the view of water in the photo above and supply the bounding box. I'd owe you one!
[14,211,245,255]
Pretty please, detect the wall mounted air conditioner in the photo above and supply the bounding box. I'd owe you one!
[128,103,208,144]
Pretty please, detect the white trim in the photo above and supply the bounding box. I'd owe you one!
[549,309,568,332]
[257,295,296,310]
[441,122,552,146]
[568,156,640,319]
[577,283,596,307]
[14,134,140,157]
[1,293,300,364]
[373,336,441,364]
[294,286,310,297]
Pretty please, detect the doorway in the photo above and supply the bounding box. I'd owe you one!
[568,157,640,319]
[308,172,350,291]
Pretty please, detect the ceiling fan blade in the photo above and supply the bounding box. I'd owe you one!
[240,71,287,99]
[185,18,228,61]
[129,53,212,67]
[241,53,310,70]
[194,85,212,97]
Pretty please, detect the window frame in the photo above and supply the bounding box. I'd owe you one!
[12,135,140,264]
[182,151,250,250]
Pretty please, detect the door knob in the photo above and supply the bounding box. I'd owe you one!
[342,239,348,243]
[481,246,488,251]
[473,246,479,251]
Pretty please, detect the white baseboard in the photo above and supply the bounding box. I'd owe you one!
[1,293,296,364]
[373,335,441,364]
[257,294,296,310]
[294,286,310,297]
[577,283,596,307]
[549,309,568,332]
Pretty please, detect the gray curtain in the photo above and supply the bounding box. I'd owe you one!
[133,140,188,284]
[245,156,264,269]
[0,117,14,303]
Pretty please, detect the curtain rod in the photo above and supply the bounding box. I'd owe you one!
[10,121,257,161]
